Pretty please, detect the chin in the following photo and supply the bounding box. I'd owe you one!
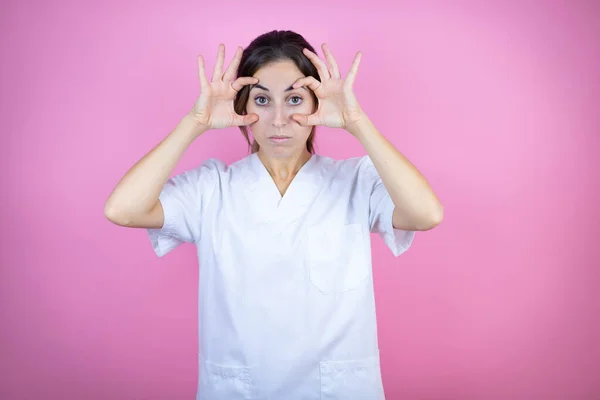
[259,141,303,158]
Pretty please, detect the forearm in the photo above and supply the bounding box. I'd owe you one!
[104,113,206,218]
[347,115,443,230]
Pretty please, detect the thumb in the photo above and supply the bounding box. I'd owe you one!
[291,113,317,127]
[234,112,258,126]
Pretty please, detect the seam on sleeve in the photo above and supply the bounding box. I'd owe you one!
[380,185,416,257]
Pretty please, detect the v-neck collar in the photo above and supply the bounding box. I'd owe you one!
[254,152,316,198]
[245,152,324,223]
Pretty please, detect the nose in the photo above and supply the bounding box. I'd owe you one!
[272,105,288,128]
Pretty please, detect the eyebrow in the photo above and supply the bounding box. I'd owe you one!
[251,83,307,92]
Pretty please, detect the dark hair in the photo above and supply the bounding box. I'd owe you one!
[234,30,320,154]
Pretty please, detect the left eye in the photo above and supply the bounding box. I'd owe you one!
[289,96,302,105]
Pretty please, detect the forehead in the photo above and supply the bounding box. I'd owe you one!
[252,60,305,89]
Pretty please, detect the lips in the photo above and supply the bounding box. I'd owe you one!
[268,135,292,144]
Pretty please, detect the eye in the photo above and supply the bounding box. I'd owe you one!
[289,96,303,105]
[254,96,269,106]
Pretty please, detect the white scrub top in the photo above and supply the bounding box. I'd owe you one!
[147,152,415,400]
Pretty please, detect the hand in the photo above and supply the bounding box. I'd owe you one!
[291,44,366,131]
[189,44,259,130]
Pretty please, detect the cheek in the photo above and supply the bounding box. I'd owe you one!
[247,103,271,118]
[246,104,266,121]
[246,101,258,115]
[246,107,267,138]
[296,97,315,113]
[306,95,317,110]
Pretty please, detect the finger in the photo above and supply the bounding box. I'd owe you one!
[345,51,362,88]
[211,43,225,81]
[322,43,340,79]
[231,76,259,92]
[291,112,319,127]
[292,76,321,92]
[223,46,243,82]
[233,112,259,126]
[302,48,331,81]
[197,55,209,89]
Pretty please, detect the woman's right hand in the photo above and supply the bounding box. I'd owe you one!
[189,44,259,131]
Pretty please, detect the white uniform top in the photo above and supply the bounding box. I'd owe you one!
[147,152,415,400]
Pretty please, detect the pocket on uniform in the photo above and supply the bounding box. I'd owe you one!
[306,223,369,295]
[197,356,256,400]
[319,353,385,400]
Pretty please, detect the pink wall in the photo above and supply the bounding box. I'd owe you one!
[1,0,598,399]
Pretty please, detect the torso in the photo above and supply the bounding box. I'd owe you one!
[274,180,292,197]
[194,152,386,400]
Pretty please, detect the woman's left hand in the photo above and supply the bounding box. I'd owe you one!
[291,44,366,132]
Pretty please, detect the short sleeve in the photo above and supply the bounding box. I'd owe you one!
[147,158,224,257]
[361,156,415,257]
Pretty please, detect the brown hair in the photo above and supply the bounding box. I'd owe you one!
[234,30,320,154]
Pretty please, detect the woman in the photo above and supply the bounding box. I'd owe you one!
[105,30,443,400]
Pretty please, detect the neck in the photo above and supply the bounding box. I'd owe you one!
[257,149,312,182]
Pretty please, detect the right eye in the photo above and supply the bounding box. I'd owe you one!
[254,96,269,106]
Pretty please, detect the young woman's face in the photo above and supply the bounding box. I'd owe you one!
[246,60,315,158]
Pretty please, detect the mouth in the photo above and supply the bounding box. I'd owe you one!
[268,135,292,143]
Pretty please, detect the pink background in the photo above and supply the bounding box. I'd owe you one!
[1,0,598,399]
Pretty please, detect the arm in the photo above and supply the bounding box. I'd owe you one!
[347,116,443,231]
[104,114,206,228]
[290,44,442,231]
[104,45,258,229]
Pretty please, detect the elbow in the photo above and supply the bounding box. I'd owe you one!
[419,203,444,231]
[104,200,131,226]
[393,202,443,231]
[429,203,444,228]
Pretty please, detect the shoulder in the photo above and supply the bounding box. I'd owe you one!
[314,154,375,177]
[162,158,232,193]
[198,157,229,172]
[180,155,249,179]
